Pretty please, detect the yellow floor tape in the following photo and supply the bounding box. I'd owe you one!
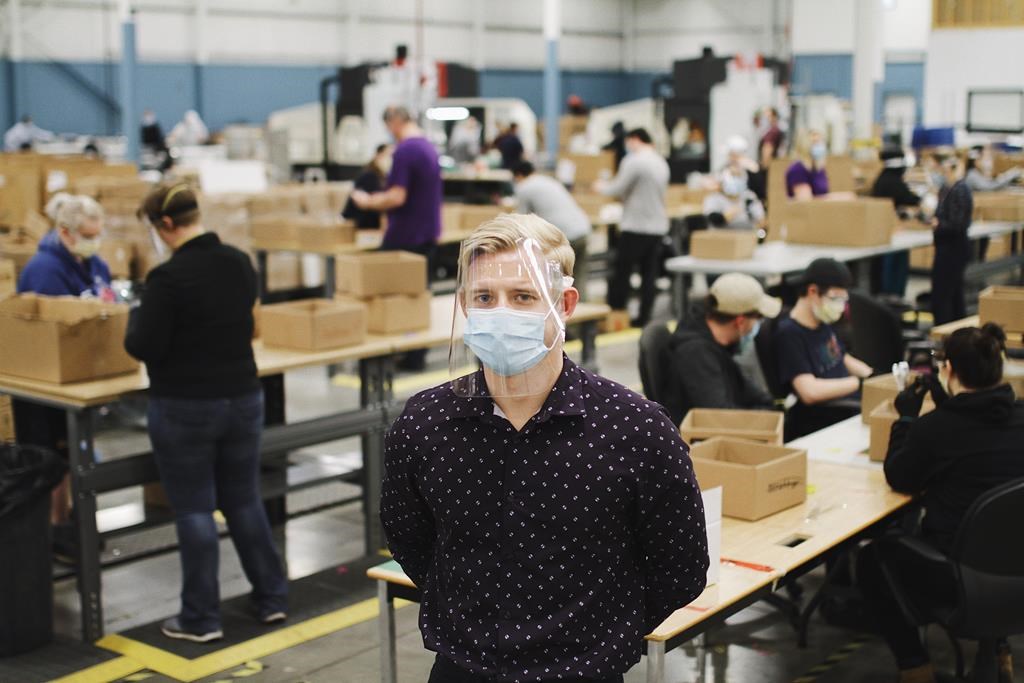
[94,597,411,683]
[47,655,145,683]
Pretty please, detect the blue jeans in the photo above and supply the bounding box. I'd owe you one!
[148,391,288,632]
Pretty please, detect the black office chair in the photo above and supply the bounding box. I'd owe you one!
[755,311,788,405]
[882,478,1024,682]
[848,290,933,373]
[638,320,674,407]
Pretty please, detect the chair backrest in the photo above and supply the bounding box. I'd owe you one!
[755,311,788,401]
[848,290,905,373]
[638,320,674,406]
[949,477,1024,638]
[952,477,1024,574]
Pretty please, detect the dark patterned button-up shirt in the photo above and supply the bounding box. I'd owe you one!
[381,356,709,682]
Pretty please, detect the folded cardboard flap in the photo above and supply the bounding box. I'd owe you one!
[681,408,785,446]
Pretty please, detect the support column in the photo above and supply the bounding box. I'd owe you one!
[5,0,23,129]
[194,0,208,117]
[852,0,884,140]
[542,0,561,166]
[345,1,360,66]
[119,1,139,162]
[471,0,485,72]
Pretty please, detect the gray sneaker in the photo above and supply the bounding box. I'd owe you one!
[160,617,223,643]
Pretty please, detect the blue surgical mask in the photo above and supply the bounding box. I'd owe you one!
[464,307,554,376]
[810,142,827,163]
[738,319,761,354]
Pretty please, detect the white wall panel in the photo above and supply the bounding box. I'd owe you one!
[882,0,931,53]
[791,0,855,53]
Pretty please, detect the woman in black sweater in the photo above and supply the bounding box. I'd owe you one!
[857,324,1024,683]
[126,184,287,642]
[929,153,973,325]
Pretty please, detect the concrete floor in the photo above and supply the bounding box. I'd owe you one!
[7,275,1022,682]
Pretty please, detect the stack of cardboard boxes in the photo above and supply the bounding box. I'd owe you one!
[335,252,431,334]
[979,286,1024,344]
[259,299,368,351]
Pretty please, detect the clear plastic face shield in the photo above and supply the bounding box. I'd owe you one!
[450,238,572,398]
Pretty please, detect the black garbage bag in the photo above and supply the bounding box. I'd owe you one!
[0,442,67,519]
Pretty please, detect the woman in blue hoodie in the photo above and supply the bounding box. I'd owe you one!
[14,194,113,561]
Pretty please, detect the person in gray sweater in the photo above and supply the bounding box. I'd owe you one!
[595,128,670,327]
[513,161,593,299]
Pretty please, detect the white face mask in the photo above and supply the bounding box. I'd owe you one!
[812,296,846,325]
[71,235,102,259]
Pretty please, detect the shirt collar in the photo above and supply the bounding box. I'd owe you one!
[453,355,587,422]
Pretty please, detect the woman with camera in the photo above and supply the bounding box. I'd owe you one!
[857,323,1024,683]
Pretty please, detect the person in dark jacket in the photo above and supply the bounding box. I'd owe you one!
[342,144,391,229]
[603,121,627,171]
[871,146,923,297]
[126,184,287,643]
[664,273,779,424]
[857,323,1024,683]
[15,195,113,560]
[929,152,973,325]
[494,122,525,170]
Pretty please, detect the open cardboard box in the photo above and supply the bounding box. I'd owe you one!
[979,286,1024,334]
[0,295,139,383]
[260,298,367,351]
[689,230,757,261]
[335,251,427,298]
[861,373,918,424]
[690,437,807,521]
[680,408,784,446]
[867,397,935,462]
[338,292,431,334]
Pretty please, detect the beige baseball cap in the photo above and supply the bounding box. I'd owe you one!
[710,273,782,318]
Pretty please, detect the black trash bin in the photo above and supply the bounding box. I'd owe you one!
[0,443,67,657]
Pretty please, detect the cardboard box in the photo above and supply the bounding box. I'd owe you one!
[98,239,132,279]
[0,258,14,298]
[909,245,934,270]
[260,298,367,351]
[0,236,38,275]
[0,395,14,441]
[782,198,896,247]
[265,252,303,292]
[867,400,899,462]
[340,292,431,334]
[979,286,1024,334]
[861,373,906,424]
[247,192,303,218]
[666,184,712,208]
[0,295,139,383]
[599,309,632,333]
[0,164,42,228]
[335,251,427,298]
[689,437,807,521]
[251,217,355,251]
[1005,359,1024,399]
[680,408,784,446]
[702,486,722,586]
[973,192,1024,222]
[564,152,615,186]
[689,230,757,260]
[456,204,512,232]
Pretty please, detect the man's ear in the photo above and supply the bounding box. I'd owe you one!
[561,287,579,319]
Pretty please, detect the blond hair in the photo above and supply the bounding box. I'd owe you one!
[457,213,575,288]
[55,195,104,234]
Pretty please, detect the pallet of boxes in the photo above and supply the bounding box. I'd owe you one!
[679,408,806,586]
[333,251,431,335]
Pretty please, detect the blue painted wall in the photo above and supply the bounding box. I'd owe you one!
[791,54,854,100]
[1,60,668,139]
[874,61,925,126]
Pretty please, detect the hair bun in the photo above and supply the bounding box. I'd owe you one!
[980,322,1007,350]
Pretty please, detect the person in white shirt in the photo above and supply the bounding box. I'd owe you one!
[4,115,55,151]
[513,160,593,299]
[702,165,765,231]
[594,128,671,327]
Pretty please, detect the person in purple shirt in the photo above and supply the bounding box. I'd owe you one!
[351,105,443,370]
[351,105,442,254]
[785,130,833,199]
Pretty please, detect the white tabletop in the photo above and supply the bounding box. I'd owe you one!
[787,415,878,470]
[665,221,1022,277]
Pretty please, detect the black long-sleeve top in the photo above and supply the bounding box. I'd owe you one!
[871,168,921,209]
[381,357,709,681]
[124,232,260,398]
[663,311,773,425]
[934,180,973,260]
[884,385,1024,553]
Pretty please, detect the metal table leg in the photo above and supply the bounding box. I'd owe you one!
[578,320,599,372]
[67,407,103,642]
[672,272,691,320]
[646,640,666,683]
[377,581,398,683]
[359,356,395,554]
[324,254,337,299]
[256,249,269,303]
[261,374,288,544]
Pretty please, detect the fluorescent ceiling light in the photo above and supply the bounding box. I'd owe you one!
[426,107,470,121]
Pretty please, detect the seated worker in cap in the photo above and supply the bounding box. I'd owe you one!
[775,258,874,440]
[663,273,779,425]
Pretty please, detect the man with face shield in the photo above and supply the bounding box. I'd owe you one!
[381,213,709,683]
[775,258,874,440]
[702,165,765,230]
